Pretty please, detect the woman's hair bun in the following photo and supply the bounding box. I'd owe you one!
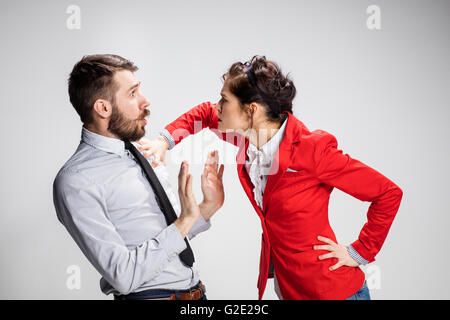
[223,55,297,123]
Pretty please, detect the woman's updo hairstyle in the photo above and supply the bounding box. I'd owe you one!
[222,55,296,123]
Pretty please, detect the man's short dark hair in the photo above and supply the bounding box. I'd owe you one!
[68,54,138,124]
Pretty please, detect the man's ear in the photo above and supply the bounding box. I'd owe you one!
[92,99,112,119]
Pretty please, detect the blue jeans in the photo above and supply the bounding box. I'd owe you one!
[346,281,371,300]
[114,281,207,300]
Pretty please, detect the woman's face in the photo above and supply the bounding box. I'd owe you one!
[215,82,250,133]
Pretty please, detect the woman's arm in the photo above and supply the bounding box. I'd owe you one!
[162,101,219,148]
[138,101,244,167]
[160,101,244,149]
[312,130,403,264]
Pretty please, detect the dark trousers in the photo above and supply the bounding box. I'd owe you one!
[114,281,207,300]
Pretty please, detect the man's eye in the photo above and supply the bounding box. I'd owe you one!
[130,91,136,97]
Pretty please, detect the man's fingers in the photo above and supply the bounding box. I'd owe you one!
[203,162,211,174]
[178,161,188,194]
[205,151,215,167]
[218,164,224,180]
[201,172,207,187]
[185,173,194,198]
[212,150,219,172]
[206,150,219,171]
[206,172,216,185]
[205,150,212,162]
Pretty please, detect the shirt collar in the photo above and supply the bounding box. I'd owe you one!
[81,127,126,157]
[247,117,288,161]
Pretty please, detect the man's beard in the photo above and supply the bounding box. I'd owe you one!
[108,103,150,142]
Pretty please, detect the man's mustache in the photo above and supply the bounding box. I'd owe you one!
[139,109,150,120]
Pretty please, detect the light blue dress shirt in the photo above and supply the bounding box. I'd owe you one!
[53,127,211,295]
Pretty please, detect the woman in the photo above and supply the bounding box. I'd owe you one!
[138,56,403,300]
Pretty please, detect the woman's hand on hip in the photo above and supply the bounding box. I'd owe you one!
[314,236,360,271]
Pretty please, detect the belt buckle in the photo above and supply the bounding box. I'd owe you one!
[188,288,198,300]
[188,287,202,300]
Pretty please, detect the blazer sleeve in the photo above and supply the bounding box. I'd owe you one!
[311,130,403,263]
[162,101,244,148]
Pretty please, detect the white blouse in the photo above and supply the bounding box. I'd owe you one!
[244,118,287,300]
[245,118,288,210]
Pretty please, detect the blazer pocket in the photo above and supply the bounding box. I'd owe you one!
[283,169,308,177]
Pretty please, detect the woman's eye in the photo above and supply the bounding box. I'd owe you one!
[130,91,136,97]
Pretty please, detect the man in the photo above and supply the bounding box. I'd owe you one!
[53,54,224,300]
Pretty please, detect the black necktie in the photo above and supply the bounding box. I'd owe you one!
[124,140,195,267]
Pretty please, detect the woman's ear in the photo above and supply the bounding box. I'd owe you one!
[245,103,259,130]
[247,103,258,117]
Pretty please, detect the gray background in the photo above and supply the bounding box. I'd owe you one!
[0,0,449,299]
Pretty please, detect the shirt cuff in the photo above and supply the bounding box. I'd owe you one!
[155,223,187,258]
[187,214,212,240]
[159,128,175,150]
[346,244,369,265]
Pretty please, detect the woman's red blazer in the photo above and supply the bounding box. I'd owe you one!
[164,101,403,299]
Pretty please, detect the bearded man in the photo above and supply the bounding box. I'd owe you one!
[53,54,224,300]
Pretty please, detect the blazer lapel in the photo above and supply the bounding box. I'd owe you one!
[235,113,304,218]
[262,113,303,215]
[236,138,265,218]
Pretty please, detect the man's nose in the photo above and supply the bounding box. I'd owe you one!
[141,96,150,110]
